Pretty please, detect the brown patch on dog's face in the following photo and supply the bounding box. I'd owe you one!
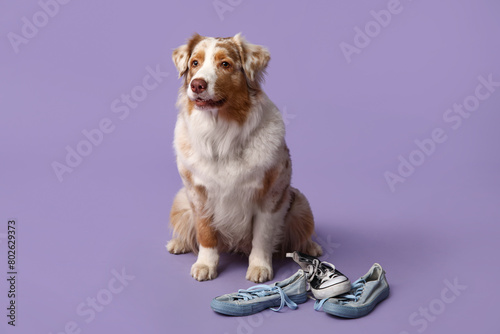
[187,34,204,53]
[172,34,207,116]
[212,42,251,125]
[189,50,205,72]
[172,33,205,78]
[184,46,207,115]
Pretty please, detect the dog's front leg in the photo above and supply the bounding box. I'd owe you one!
[191,213,219,281]
[246,211,278,283]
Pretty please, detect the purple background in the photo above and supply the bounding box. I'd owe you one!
[1,0,500,333]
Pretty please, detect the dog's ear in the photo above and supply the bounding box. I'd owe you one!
[172,33,204,78]
[233,33,270,87]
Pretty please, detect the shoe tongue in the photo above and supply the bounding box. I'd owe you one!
[319,262,335,274]
[319,270,336,283]
[316,263,340,284]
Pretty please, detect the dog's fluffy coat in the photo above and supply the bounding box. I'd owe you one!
[167,33,322,283]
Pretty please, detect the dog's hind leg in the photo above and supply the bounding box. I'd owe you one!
[281,187,322,256]
[166,187,197,254]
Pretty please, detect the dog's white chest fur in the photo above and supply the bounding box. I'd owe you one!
[174,93,285,245]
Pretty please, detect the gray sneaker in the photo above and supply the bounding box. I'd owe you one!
[210,269,308,316]
[314,263,390,318]
[286,251,351,299]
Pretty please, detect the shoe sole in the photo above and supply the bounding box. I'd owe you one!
[322,286,390,318]
[311,280,352,300]
[211,292,308,316]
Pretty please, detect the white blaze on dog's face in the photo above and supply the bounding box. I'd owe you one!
[172,33,271,125]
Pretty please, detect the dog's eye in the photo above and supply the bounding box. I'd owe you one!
[192,60,198,67]
[221,61,230,68]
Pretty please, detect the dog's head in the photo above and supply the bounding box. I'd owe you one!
[172,33,270,124]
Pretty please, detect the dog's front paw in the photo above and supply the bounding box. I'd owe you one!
[246,265,273,283]
[191,262,218,281]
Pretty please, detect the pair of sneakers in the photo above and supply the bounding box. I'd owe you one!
[211,251,389,318]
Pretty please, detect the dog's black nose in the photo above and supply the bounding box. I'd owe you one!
[191,79,207,94]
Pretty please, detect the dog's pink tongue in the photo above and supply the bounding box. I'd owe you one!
[196,99,210,107]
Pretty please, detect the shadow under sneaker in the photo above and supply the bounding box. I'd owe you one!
[314,263,390,318]
[210,269,308,316]
[286,251,351,299]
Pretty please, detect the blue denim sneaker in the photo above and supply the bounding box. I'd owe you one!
[314,263,389,318]
[210,270,308,316]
